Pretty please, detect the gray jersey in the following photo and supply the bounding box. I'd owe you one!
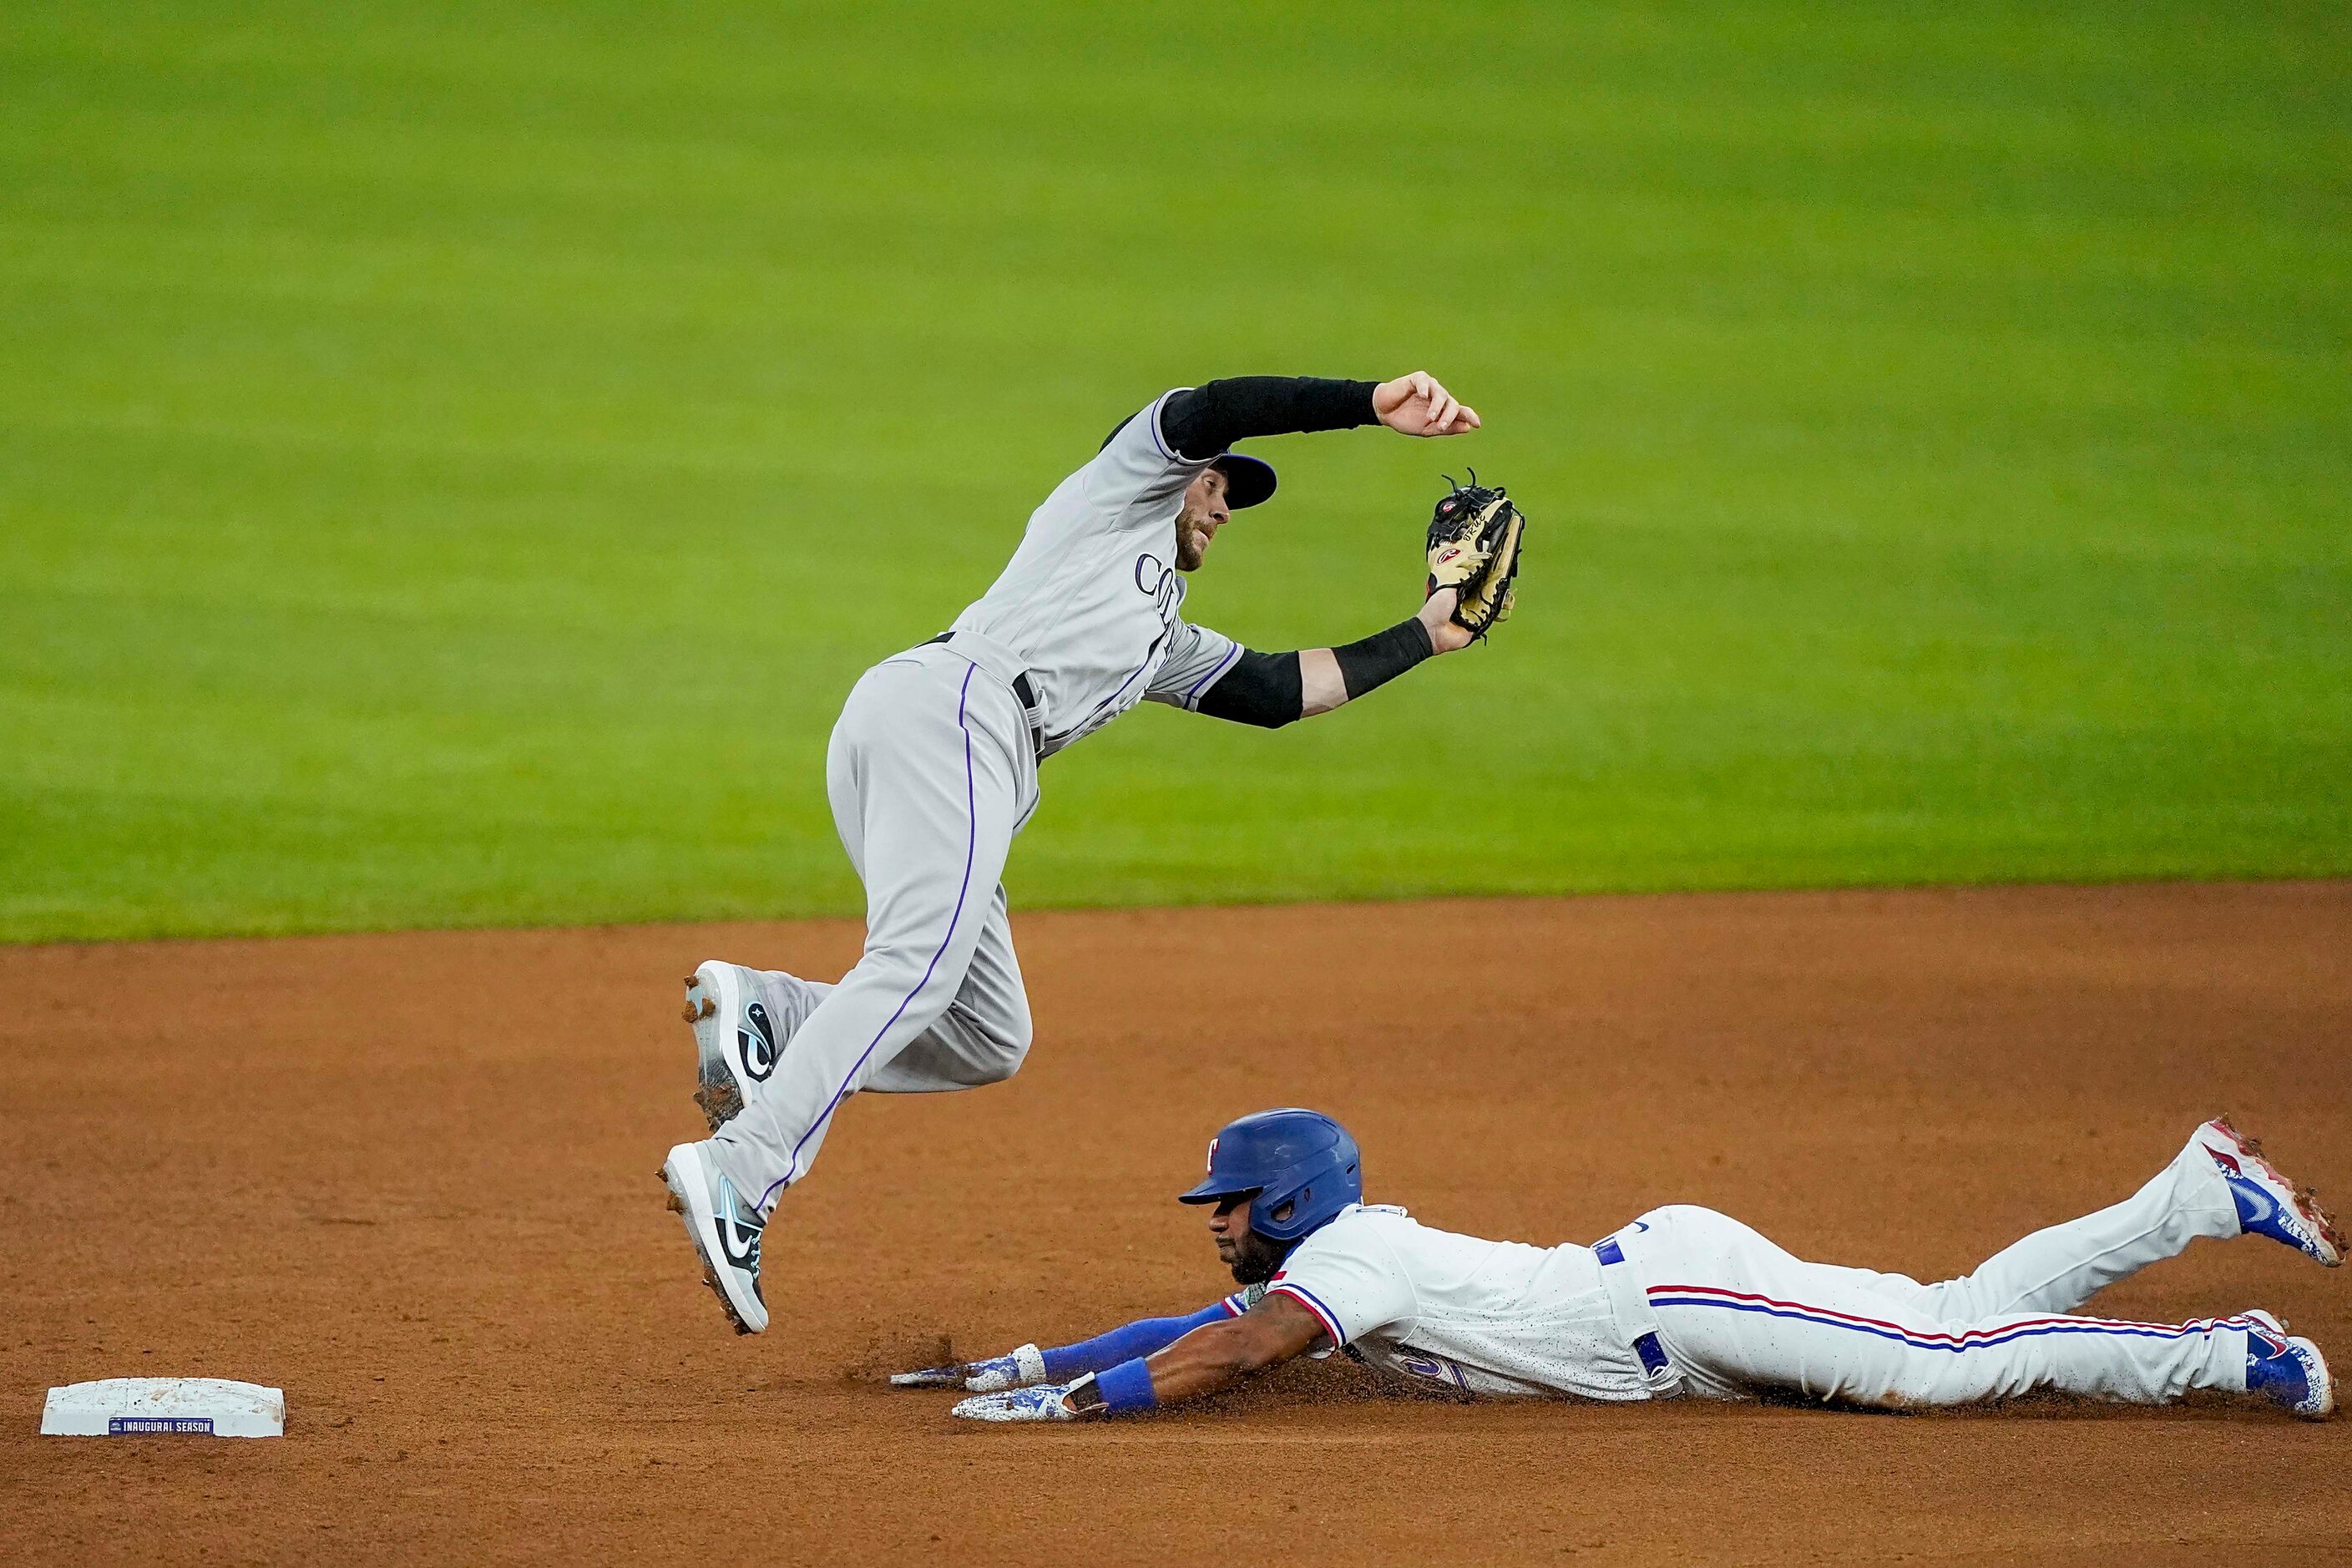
[949,390,1243,759]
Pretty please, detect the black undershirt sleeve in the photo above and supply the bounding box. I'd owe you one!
[1194,618,1436,729]
[1333,617,1435,699]
[1196,650,1303,729]
[1160,377,1380,460]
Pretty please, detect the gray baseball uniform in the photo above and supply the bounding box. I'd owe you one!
[708,389,1348,1211]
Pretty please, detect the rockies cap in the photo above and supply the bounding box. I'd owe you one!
[1100,410,1278,510]
[1212,453,1278,510]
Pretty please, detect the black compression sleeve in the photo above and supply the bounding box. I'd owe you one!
[1333,617,1434,700]
[1196,650,1303,729]
[1161,377,1379,460]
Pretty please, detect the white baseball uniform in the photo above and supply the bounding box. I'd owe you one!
[708,392,1250,1210]
[1267,1133,2259,1409]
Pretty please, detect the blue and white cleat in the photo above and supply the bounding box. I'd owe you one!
[2243,1310,2334,1420]
[682,961,783,1133]
[660,1141,769,1335]
[2193,1117,2343,1267]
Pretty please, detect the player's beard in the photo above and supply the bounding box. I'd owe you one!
[1223,1229,1290,1286]
[1173,515,1209,572]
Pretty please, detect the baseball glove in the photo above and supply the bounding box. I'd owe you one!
[1424,473,1525,638]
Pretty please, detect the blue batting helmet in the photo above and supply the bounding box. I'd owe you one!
[1176,1108,1362,1242]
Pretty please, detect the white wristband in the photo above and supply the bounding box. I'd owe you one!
[1013,1343,1049,1387]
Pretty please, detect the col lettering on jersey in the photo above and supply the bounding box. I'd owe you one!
[949,390,1244,758]
[1267,1205,1653,1402]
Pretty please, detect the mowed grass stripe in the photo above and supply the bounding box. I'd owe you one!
[2,0,2345,938]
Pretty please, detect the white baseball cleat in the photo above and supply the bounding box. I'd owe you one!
[2192,1117,2344,1267]
[682,960,784,1133]
[660,1141,768,1336]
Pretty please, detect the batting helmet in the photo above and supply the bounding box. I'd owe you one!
[1176,1108,1362,1242]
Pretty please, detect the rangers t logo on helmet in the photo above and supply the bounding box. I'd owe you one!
[1177,1108,1363,1242]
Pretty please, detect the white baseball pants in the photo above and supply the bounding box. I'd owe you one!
[709,644,1039,1212]
[1625,1134,2256,1407]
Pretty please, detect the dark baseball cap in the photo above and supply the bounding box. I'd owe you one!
[1100,410,1278,511]
[1213,453,1277,510]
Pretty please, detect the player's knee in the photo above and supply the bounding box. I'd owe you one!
[926,989,1029,1085]
[970,1009,1032,1084]
[969,1051,1023,1087]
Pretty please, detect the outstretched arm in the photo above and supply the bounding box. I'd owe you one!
[952,1294,1328,1422]
[1074,1293,1327,1410]
[1196,589,1474,731]
[1161,373,1479,458]
[892,1291,1259,1392]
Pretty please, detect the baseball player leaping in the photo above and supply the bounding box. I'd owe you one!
[662,376,1525,1334]
[898,1109,2342,1423]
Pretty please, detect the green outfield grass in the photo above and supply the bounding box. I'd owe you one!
[3,1,2346,940]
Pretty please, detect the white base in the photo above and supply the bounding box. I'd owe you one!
[41,1378,285,1438]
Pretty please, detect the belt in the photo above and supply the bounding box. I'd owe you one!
[1596,1236,1677,1388]
[926,632,1044,758]
[925,632,1037,710]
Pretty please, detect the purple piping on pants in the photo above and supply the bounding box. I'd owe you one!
[758,663,983,1210]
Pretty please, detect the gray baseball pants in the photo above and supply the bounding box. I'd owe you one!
[709,641,1039,1212]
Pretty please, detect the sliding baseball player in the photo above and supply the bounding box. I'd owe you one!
[662,376,1527,1334]
[902,1109,2341,1422]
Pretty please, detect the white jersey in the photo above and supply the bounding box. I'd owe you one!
[1267,1205,1650,1401]
[948,390,1244,758]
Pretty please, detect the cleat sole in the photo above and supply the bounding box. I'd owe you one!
[2214,1115,2344,1267]
[693,1077,744,1132]
[685,964,746,1135]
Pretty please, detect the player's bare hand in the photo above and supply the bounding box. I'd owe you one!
[1375,372,1480,438]
[891,1343,1047,1392]
[1417,589,1476,654]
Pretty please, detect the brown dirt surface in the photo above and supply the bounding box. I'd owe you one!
[4,883,2349,1565]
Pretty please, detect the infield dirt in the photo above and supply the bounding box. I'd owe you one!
[4,883,2348,1564]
